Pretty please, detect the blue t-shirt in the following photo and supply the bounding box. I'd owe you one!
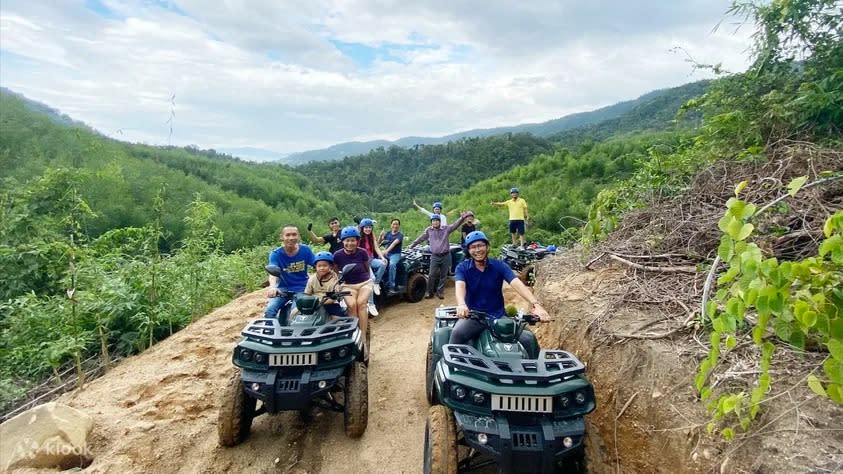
[267,244,316,292]
[382,231,404,255]
[332,248,371,284]
[454,258,517,318]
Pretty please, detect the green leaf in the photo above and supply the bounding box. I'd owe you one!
[800,310,818,328]
[827,384,843,404]
[823,358,843,385]
[807,375,827,397]
[718,236,735,262]
[721,427,735,440]
[718,214,734,234]
[790,330,806,350]
[786,176,807,197]
[734,181,748,196]
[828,339,843,362]
[725,335,737,350]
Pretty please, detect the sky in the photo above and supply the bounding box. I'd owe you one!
[0,0,755,158]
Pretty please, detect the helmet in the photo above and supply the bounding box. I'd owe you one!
[340,226,360,241]
[464,231,489,248]
[314,251,334,264]
[430,214,442,222]
[547,245,557,252]
[359,218,374,228]
[433,201,443,209]
[464,210,474,218]
[510,187,519,194]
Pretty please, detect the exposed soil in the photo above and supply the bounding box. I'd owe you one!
[8,252,842,473]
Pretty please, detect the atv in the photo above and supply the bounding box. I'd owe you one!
[417,243,466,276]
[423,307,595,473]
[218,263,368,446]
[375,246,430,304]
[499,243,557,286]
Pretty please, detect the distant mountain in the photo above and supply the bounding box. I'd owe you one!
[215,146,289,163]
[282,80,709,165]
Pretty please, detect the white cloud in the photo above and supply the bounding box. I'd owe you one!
[0,0,754,154]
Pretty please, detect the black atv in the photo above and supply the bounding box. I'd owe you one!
[499,244,557,286]
[417,243,465,276]
[423,307,595,473]
[218,264,368,446]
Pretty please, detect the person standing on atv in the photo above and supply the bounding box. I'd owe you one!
[491,187,530,247]
[408,212,469,299]
[412,199,455,226]
[452,231,549,357]
[332,226,374,338]
[379,218,404,295]
[264,225,317,320]
[308,217,343,253]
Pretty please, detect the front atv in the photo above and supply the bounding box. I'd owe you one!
[423,307,595,473]
[219,265,368,446]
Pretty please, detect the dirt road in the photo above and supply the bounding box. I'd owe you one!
[55,280,520,473]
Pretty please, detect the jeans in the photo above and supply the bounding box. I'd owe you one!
[264,293,299,323]
[449,317,539,359]
[386,253,401,290]
[428,252,451,296]
[368,258,387,305]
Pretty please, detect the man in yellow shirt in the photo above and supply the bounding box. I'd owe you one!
[490,187,530,247]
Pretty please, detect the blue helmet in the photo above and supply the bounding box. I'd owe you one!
[340,226,360,241]
[510,187,519,194]
[359,218,374,228]
[433,201,443,209]
[430,214,442,222]
[546,245,557,252]
[314,251,334,264]
[464,231,489,247]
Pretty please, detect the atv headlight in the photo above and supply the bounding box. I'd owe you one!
[254,352,266,363]
[451,384,467,400]
[574,391,587,405]
[559,395,571,408]
[471,390,486,405]
[239,348,253,361]
[338,346,349,358]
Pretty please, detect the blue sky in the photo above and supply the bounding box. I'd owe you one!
[0,0,753,159]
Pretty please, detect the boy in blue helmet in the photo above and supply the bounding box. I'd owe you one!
[452,230,549,358]
[300,251,345,318]
[264,225,316,321]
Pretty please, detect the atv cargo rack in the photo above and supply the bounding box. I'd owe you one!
[441,344,585,384]
[242,316,359,346]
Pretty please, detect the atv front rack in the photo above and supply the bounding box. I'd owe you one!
[242,316,359,346]
[441,344,585,384]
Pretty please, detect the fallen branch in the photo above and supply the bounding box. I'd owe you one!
[607,254,698,273]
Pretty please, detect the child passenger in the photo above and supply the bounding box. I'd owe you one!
[292,251,345,318]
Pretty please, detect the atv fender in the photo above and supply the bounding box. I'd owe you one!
[431,327,453,357]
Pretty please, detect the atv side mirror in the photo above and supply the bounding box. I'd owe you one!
[265,265,282,277]
[338,263,357,283]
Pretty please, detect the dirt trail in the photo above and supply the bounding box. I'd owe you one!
[49,280,518,473]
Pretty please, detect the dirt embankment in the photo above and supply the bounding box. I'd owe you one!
[9,252,841,473]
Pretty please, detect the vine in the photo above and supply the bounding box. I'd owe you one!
[697,174,843,439]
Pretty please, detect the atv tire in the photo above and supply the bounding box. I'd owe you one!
[423,405,457,474]
[344,361,369,437]
[425,341,439,405]
[218,369,256,447]
[406,272,428,302]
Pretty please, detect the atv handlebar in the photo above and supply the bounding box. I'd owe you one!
[466,310,549,325]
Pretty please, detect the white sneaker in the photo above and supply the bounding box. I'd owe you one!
[373,283,381,295]
[367,303,379,316]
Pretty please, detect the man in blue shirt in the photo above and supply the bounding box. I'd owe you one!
[264,225,316,321]
[451,231,549,357]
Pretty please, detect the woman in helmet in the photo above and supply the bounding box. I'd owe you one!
[299,251,345,318]
[358,218,387,316]
[452,231,549,358]
[332,226,374,345]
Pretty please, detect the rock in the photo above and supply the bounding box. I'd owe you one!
[135,421,156,432]
[0,402,94,471]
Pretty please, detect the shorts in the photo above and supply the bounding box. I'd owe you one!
[342,280,373,298]
[509,220,525,235]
